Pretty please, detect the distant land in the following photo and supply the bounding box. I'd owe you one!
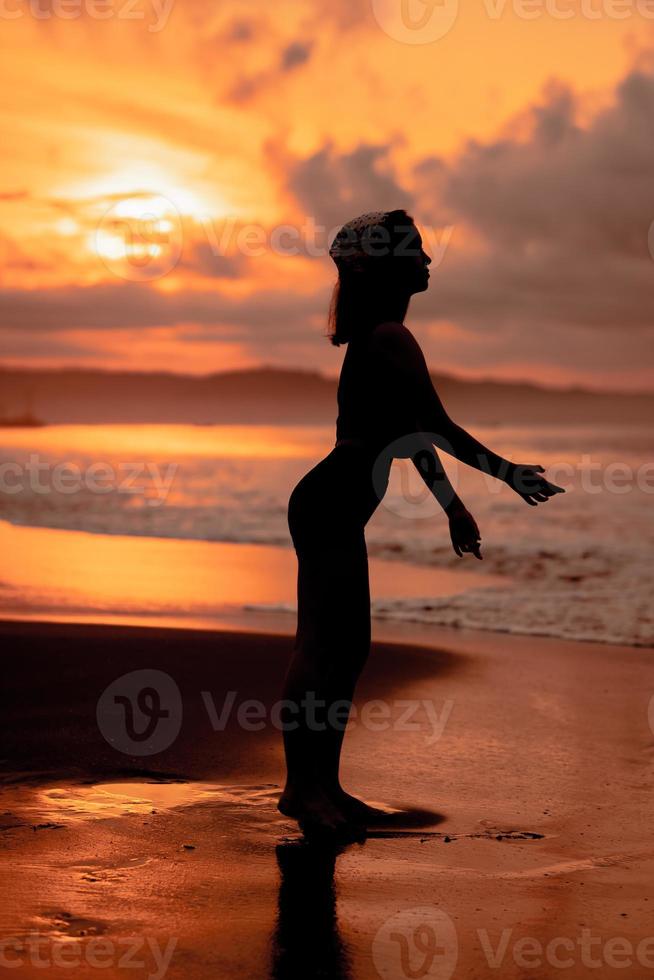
[0,366,651,425]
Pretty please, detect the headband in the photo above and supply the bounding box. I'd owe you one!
[328,210,391,267]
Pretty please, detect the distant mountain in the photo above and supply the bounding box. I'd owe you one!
[0,365,651,425]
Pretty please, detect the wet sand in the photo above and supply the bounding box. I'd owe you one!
[1,619,653,979]
[0,519,503,631]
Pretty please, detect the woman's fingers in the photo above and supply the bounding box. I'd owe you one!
[534,469,565,495]
[518,465,566,495]
[458,537,482,555]
[539,480,563,497]
[514,464,565,505]
[450,509,482,558]
[524,481,565,503]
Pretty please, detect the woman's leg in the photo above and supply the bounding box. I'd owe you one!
[279,535,371,834]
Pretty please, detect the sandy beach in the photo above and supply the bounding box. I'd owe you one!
[2,613,653,979]
[3,0,654,972]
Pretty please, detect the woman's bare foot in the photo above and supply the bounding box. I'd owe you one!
[329,788,399,826]
[278,785,365,841]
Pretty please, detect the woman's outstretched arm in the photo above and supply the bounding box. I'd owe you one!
[373,321,565,506]
[410,438,482,558]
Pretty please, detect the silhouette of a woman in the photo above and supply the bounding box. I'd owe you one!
[279,210,564,838]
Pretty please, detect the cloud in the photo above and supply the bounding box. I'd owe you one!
[0,190,28,202]
[226,38,315,104]
[222,18,258,43]
[3,28,654,386]
[413,69,654,338]
[277,140,414,232]
[176,238,243,279]
[260,66,654,383]
[0,281,327,341]
[280,41,313,71]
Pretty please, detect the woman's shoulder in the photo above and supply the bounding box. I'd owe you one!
[370,320,412,341]
[368,321,423,362]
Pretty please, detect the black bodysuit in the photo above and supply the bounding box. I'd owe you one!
[287,322,426,559]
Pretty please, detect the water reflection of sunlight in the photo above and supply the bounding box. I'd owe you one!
[0,519,499,628]
[36,782,217,820]
[0,424,332,459]
[19,781,281,823]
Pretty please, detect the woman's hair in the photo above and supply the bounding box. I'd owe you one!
[327,209,417,346]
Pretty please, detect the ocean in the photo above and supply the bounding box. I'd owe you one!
[0,422,651,646]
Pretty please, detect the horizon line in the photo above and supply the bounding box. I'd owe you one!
[0,361,652,399]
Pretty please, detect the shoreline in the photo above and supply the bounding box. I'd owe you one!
[0,516,504,634]
[1,517,649,648]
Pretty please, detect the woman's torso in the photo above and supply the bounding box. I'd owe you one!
[335,322,418,454]
[288,323,419,552]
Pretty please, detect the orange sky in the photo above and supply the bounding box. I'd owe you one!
[1,0,653,389]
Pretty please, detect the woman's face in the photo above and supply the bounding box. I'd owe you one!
[398,226,431,295]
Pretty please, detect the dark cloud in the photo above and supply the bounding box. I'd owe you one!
[279,141,414,232]
[176,239,243,279]
[410,69,654,355]
[226,75,262,104]
[264,69,654,383]
[222,18,258,43]
[275,62,654,339]
[426,73,654,259]
[5,62,654,386]
[0,328,103,361]
[226,39,314,104]
[280,41,313,71]
[0,281,328,341]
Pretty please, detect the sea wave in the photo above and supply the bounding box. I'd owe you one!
[246,538,653,647]
[1,422,651,647]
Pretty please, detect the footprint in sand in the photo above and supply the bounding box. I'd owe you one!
[29,910,107,940]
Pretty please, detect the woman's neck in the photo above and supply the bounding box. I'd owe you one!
[369,293,410,327]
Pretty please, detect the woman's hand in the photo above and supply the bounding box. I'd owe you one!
[506,463,566,506]
[447,504,482,559]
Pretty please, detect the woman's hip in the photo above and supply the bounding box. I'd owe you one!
[287,448,380,555]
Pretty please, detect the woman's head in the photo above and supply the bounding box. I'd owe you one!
[327,209,431,346]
